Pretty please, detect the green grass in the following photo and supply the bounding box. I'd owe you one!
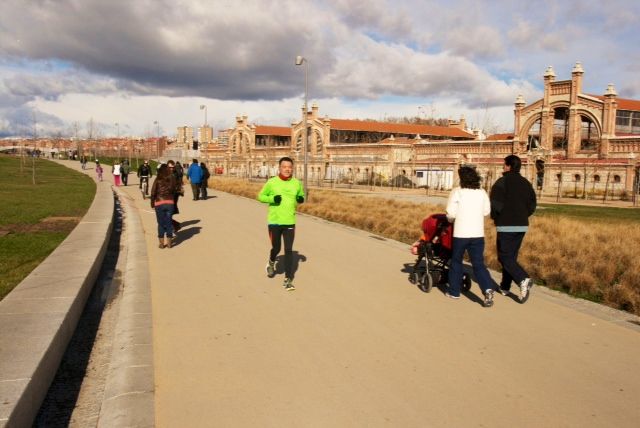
[0,155,95,299]
[535,203,640,223]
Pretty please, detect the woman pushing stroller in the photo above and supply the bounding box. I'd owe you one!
[445,166,496,307]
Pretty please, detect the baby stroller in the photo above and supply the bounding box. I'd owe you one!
[408,213,472,293]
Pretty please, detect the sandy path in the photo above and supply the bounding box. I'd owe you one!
[120,184,640,428]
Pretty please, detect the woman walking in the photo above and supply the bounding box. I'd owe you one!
[112,160,122,186]
[150,164,177,248]
[445,166,496,307]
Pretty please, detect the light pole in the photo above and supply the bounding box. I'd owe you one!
[200,104,208,150]
[153,120,160,159]
[295,55,308,198]
[200,104,207,126]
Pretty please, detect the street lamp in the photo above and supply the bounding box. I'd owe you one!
[295,55,308,198]
[200,105,207,126]
[153,120,160,159]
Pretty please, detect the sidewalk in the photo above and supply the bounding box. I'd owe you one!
[119,180,640,427]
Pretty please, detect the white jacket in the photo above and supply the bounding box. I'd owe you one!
[446,187,490,238]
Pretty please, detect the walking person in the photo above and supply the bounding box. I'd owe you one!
[187,159,203,200]
[95,161,103,181]
[490,155,537,302]
[257,157,305,291]
[167,160,183,233]
[445,166,496,307]
[150,164,177,249]
[121,159,130,186]
[200,161,210,200]
[112,160,122,186]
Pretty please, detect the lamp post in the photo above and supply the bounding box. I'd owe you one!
[295,55,308,198]
[153,120,160,160]
[200,104,207,126]
[200,104,208,151]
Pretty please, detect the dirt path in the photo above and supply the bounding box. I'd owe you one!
[120,183,640,427]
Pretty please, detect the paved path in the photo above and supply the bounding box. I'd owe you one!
[118,181,640,428]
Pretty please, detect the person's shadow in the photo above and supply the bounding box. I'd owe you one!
[400,262,496,306]
[172,223,202,246]
[274,251,307,279]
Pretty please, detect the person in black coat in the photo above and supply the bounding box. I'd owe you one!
[490,155,537,303]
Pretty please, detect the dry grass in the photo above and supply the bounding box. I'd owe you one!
[212,177,640,316]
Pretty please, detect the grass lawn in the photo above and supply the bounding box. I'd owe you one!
[536,203,640,223]
[0,155,95,300]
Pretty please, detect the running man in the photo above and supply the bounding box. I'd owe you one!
[257,157,305,291]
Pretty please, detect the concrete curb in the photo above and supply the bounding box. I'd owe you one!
[0,161,114,428]
[97,189,155,427]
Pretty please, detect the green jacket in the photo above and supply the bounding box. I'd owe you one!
[257,176,305,225]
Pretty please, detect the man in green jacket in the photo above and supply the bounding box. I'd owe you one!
[257,157,305,291]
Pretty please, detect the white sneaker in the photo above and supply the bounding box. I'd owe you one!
[519,278,533,302]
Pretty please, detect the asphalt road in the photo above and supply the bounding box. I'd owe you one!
[120,181,640,428]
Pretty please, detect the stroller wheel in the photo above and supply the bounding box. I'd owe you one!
[462,273,472,292]
[418,271,434,293]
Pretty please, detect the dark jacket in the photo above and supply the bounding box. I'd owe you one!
[138,164,153,177]
[150,175,177,204]
[490,171,536,227]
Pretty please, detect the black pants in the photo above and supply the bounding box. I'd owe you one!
[268,225,295,279]
[191,183,200,200]
[496,232,528,290]
[121,173,128,186]
[200,179,208,199]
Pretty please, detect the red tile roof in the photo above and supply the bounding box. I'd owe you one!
[329,119,474,138]
[254,126,291,137]
[485,133,514,141]
[590,95,640,111]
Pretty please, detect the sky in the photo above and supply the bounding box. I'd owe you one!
[0,0,638,139]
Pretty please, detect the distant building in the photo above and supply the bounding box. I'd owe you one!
[198,125,213,145]
[177,126,193,149]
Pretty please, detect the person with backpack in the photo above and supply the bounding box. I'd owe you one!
[121,159,131,186]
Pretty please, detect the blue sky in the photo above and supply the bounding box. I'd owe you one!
[0,0,638,138]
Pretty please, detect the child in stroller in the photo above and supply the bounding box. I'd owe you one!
[409,213,472,293]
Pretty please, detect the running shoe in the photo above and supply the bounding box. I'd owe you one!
[519,278,533,302]
[283,277,295,291]
[266,260,277,278]
[445,292,460,299]
[484,289,495,308]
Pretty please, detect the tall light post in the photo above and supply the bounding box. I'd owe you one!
[200,104,208,151]
[295,55,308,197]
[153,120,160,159]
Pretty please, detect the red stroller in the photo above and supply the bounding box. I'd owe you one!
[408,213,472,293]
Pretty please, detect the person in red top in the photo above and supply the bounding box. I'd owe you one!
[150,164,177,248]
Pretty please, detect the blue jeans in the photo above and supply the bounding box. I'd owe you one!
[155,204,174,238]
[448,237,495,297]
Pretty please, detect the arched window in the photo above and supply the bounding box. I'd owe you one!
[614,175,621,183]
[556,173,562,181]
[574,174,581,182]
[527,118,541,151]
[593,175,600,182]
[553,107,569,149]
[580,115,599,151]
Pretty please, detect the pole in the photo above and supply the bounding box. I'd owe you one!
[303,60,308,200]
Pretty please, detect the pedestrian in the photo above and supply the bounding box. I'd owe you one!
[80,155,87,170]
[445,166,496,307]
[150,164,177,249]
[257,156,305,291]
[112,160,122,186]
[187,159,203,200]
[490,154,537,302]
[121,159,130,186]
[200,161,210,200]
[175,161,184,183]
[167,159,183,232]
[137,160,153,196]
[95,161,103,181]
